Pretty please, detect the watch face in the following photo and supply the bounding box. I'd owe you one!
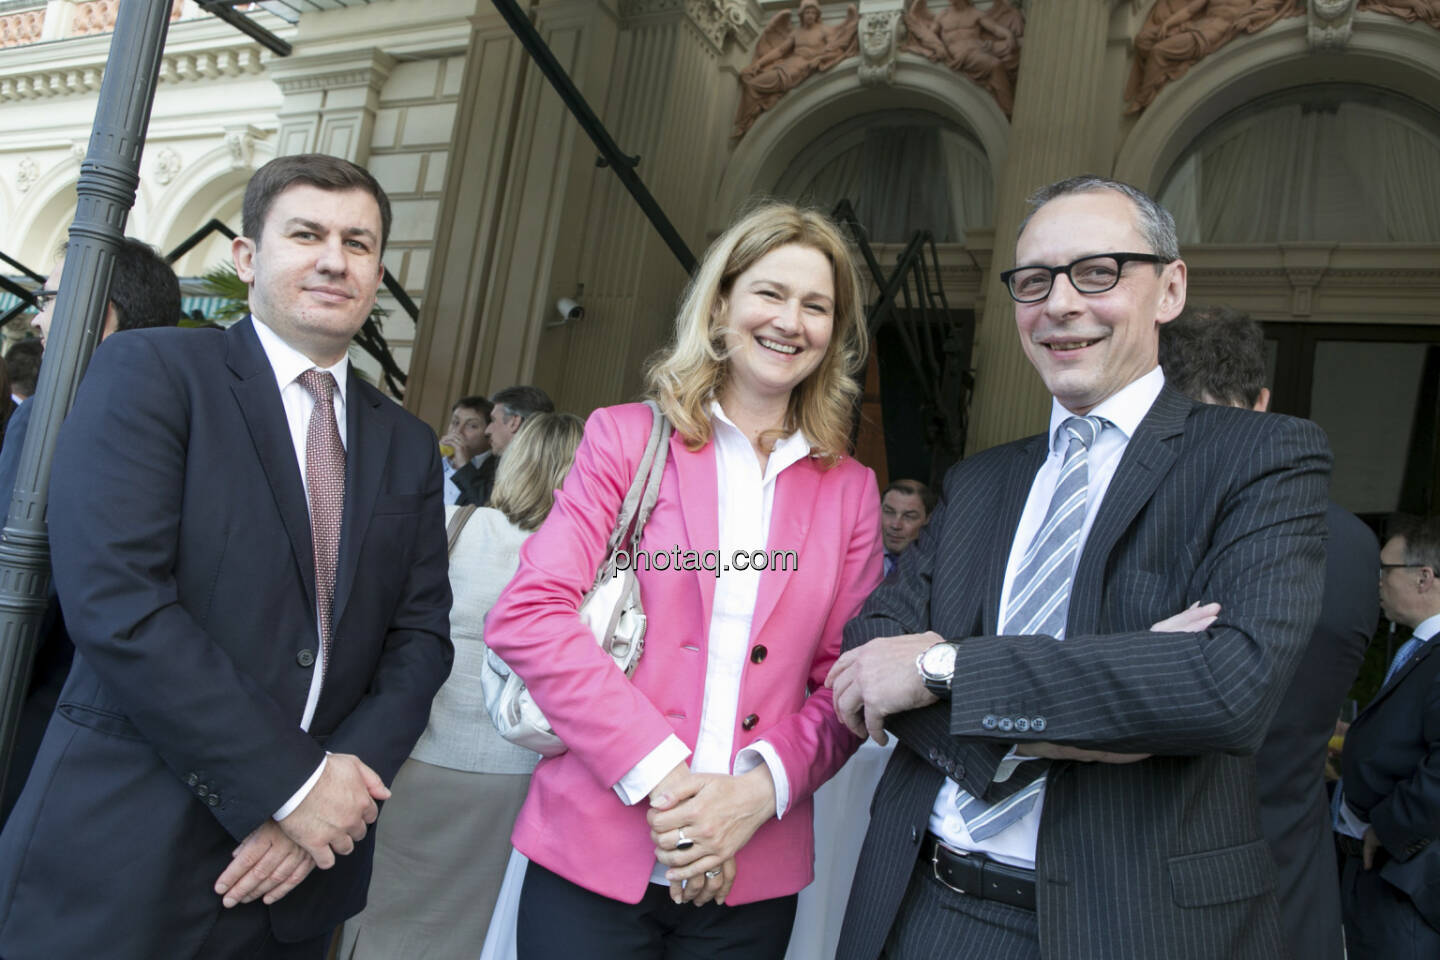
[922,642,956,678]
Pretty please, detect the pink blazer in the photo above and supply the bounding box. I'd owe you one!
[484,402,883,905]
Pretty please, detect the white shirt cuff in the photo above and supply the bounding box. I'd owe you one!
[273,755,328,821]
[1336,794,1371,840]
[614,735,690,805]
[735,741,789,819]
[993,745,1042,783]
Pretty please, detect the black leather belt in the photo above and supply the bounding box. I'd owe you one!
[922,833,1037,910]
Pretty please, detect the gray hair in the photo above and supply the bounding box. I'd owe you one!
[1017,175,1180,263]
[1393,515,1440,573]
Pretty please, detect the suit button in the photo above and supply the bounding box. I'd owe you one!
[1015,718,1030,733]
[981,714,998,730]
[998,717,1014,732]
[742,713,759,731]
[207,795,220,807]
[954,764,965,779]
[1032,716,1046,732]
[297,649,315,667]
[928,748,940,762]
[186,773,198,786]
[750,645,768,664]
[196,784,208,797]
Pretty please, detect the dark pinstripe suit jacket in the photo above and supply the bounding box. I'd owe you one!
[837,385,1331,960]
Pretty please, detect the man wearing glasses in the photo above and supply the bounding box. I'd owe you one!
[1334,516,1440,959]
[828,175,1330,960]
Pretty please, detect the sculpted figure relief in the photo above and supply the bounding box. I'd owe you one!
[901,0,1019,115]
[733,0,859,138]
[1126,0,1303,113]
[1359,0,1440,27]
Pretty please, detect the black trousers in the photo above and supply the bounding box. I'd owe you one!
[517,861,797,960]
[880,852,1039,960]
[1340,849,1440,960]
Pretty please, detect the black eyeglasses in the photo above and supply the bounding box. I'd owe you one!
[1000,253,1175,304]
[32,289,58,310]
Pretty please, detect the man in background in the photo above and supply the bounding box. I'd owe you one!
[880,479,936,576]
[452,383,553,506]
[1160,304,1377,960]
[439,395,492,506]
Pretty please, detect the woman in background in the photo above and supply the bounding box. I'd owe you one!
[485,202,883,959]
[340,412,585,960]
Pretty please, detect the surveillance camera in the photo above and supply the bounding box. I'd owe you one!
[556,297,584,322]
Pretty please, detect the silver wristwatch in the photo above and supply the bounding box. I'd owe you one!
[916,640,957,698]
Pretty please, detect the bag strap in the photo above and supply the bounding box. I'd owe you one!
[594,401,672,589]
[446,504,479,555]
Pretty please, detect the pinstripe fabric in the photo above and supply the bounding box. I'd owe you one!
[881,856,1039,960]
[836,386,1331,960]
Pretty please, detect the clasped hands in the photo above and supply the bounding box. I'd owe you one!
[644,762,777,908]
[212,752,389,909]
[824,602,1221,763]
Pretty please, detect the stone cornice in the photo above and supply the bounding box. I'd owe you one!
[619,0,760,55]
[1,42,267,101]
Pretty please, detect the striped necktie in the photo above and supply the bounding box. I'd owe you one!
[955,415,1105,842]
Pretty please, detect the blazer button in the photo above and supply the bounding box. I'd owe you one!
[998,717,1014,732]
[981,714,998,730]
[1014,717,1030,733]
[750,645,768,664]
[185,773,198,786]
[207,795,220,807]
[297,649,315,668]
[954,764,965,779]
[1031,716,1047,732]
[742,713,759,731]
[196,785,208,797]
[928,748,940,762]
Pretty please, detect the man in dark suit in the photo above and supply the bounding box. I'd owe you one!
[0,237,181,826]
[0,154,453,960]
[1159,305,1376,960]
[827,175,1330,960]
[451,383,553,507]
[1335,515,1440,958]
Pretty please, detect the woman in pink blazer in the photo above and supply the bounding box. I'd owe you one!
[484,203,883,958]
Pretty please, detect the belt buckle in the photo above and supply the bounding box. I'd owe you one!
[930,839,971,896]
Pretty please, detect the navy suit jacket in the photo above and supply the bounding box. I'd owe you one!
[1342,626,1440,929]
[0,319,453,957]
[837,386,1331,960]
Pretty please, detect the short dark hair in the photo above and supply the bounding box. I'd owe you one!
[6,339,43,398]
[1158,305,1267,408]
[882,478,937,517]
[453,395,493,419]
[1018,174,1180,264]
[242,154,392,254]
[1389,515,1440,573]
[490,385,554,424]
[108,238,181,333]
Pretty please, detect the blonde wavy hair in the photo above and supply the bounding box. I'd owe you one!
[488,412,585,531]
[644,202,868,466]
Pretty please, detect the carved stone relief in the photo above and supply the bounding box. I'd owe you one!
[1309,0,1360,49]
[1357,0,1440,28]
[733,1,860,138]
[858,10,905,87]
[0,8,44,49]
[16,157,37,193]
[901,0,1023,115]
[153,148,182,186]
[1125,0,1305,114]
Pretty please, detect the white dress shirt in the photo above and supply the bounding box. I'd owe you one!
[251,316,350,820]
[606,402,808,885]
[928,366,1166,868]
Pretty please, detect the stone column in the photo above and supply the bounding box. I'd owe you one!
[966,0,1119,453]
[267,49,395,163]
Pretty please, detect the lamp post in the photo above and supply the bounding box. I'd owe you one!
[0,0,174,798]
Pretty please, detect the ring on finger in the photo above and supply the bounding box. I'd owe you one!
[704,868,722,878]
[675,828,695,851]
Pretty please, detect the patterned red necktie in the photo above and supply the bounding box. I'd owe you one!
[297,369,345,680]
